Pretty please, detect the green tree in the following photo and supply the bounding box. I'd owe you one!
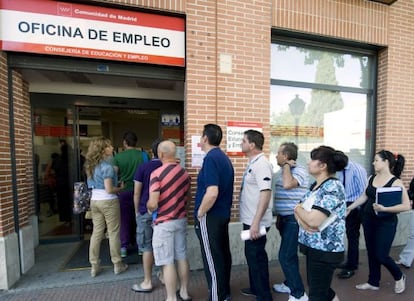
[301,51,344,126]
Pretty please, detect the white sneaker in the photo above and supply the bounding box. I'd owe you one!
[272,282,291,293]
[288,293,308,301]
[395,274,406,294]
[355,283,379,290]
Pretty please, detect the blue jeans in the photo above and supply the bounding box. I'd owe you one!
[243,224,273,301]
[277,215,305,298]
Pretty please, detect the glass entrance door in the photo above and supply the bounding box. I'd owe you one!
[33,104,163,243]
[33,107,81,242]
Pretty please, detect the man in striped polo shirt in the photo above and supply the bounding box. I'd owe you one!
[273,142,309,301]
[147,140,192,301]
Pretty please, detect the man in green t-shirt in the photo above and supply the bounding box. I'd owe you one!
[113,131,148,257]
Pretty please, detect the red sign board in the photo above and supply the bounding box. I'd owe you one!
[0,0,185,66]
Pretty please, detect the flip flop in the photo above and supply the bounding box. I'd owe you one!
[131,283,153,293]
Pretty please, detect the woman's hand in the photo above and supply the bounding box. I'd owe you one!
[373,203,385,212]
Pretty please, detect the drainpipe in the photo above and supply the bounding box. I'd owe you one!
[8,64,22,275]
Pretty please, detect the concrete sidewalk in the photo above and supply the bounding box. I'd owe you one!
[0,244,413,301]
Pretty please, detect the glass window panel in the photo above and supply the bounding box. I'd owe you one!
[271,43,372,89]
[269,85,371,172]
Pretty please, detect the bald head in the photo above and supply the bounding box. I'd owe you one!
[158,140,176,162]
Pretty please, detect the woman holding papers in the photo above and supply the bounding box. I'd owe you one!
[294,146,348,301]
[347,150,410,294]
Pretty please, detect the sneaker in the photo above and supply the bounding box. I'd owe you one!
[120,247,127,258]
[395,274,406,294]
[114,263,128,275]
[272,282,291,294]
[355,283,379,290]
[396,260,410,268]
[240,288,256,297]
[288,293,308,301]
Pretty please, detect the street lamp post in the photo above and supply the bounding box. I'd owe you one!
[289,94,305,144]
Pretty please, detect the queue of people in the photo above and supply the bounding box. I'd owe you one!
[83,125,412,301]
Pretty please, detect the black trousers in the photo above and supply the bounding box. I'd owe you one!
[195,215,232,301]
[243,224,273,301]
[344,202,362,270]
[300,244,344,301]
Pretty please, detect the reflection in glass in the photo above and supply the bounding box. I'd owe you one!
[271,43,372,89]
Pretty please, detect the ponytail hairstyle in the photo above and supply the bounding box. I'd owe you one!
[376,150,405,178]
[310,145,348,174]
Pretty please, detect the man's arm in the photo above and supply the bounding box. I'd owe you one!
[147,191,160,212]
[281,163,299,189]
[197,185,218,219]
[133,181,143,215]
[250,189,272,239]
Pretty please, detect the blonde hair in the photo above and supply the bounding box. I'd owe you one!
[84,136,112,178]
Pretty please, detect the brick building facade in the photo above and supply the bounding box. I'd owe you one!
[0,0,413,289]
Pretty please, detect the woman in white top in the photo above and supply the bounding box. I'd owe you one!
[85,137,127,277]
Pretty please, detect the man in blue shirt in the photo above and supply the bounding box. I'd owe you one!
[336,160,367,279]
[131,138,162,293]
[194,124,234,301]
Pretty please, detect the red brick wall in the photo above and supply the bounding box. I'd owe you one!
[0,56,34,236]
[185,0,272,221]
[11,72,34,229]
[101,0,186,13]
[381,0,414,182]
[0,53,14,236]
[272,0,388,45]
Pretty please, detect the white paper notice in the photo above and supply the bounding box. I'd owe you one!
[191,135,205,167]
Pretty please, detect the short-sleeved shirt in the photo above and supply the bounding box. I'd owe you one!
[150,163,190,225]
[87,159,118,200]
[194,147,234,218]
[298,178,346,252]
[336,161,367,203]
[134,159,162,215]
[113,149,148,191]
[274,164,309,216]
[240,153,273,227]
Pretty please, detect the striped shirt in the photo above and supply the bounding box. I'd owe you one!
[274,164,309,216]
[336,161,367,203]
[149,163,190,225]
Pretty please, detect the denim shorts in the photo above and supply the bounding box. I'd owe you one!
[136,212,153,253]
[152,218,187,266]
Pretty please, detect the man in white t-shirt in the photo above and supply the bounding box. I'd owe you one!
[239,130,273,301]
